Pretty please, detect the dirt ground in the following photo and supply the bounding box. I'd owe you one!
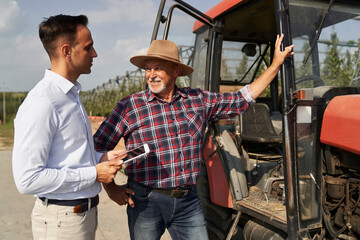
[89,117,125,150]
[0,137,9,151]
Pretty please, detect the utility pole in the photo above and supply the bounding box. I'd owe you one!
[1,82,5,124]
[2,90,5,124]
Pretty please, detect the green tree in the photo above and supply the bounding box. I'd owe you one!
[221,59,233,79]
[350,38,360,86]
[295,41,315,88]
[341,49,353,86]
[236,54,249,78]
[299,42,313,76]
[81,72,145,117]
[322,32,344,86]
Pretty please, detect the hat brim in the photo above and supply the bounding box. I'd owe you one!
[130,54,194,76]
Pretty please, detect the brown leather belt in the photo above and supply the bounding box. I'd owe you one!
[39,195,99,213]
[151,186,194,198]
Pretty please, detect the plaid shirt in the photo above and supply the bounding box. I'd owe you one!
[93,85,254,188]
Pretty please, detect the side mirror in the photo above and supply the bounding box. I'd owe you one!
[242,43,257,57]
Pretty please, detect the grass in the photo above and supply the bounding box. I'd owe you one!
[0,120,14,150]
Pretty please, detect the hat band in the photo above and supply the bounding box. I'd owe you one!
[146,53,181,63]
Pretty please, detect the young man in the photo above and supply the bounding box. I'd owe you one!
[12,14,126,240]
[94,37,294,239]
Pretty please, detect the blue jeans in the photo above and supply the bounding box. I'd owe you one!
[127,179,209,240]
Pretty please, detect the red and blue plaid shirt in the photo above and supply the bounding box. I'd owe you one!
[93,85,254,188]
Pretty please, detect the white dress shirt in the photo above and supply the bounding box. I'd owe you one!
[12,69,102,200]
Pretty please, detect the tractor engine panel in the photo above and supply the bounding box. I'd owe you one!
[320,95,360,155]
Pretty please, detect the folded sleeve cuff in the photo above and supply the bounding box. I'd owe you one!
[240,84,256,104]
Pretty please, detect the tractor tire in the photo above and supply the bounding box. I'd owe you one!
[197,164,237,240]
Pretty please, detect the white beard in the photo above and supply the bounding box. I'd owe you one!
[148,78,166,94]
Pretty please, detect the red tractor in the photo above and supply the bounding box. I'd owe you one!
[151,0,360,239]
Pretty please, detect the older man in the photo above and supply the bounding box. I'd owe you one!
[94,36,294,240]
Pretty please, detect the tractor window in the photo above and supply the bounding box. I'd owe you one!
[151,0,213,90]
[289,0,360,227]
[219,41,273,97]
[162,7,198,88]
[190,29,209,89]
[220,41,269,86]
[290,0,360,88]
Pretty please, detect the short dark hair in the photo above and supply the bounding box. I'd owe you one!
[39,14,88,58]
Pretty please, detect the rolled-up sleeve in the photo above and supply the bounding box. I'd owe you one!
[240,84,255,104]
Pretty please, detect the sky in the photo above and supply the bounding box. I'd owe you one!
[0,0,220,92]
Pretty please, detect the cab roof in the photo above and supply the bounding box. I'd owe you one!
[193,0,276,42]
[193,0,245,32]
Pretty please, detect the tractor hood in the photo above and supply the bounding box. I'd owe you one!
[320,95,360,155]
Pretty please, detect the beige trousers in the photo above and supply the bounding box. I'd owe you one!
[31,198,97,240]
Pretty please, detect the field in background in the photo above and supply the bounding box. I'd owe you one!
[0,117,125,151]
[0,121,14,151]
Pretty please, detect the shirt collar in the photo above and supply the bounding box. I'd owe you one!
[44,69,81,94]
[176,87,188,99]
[145,88,156,102]
[145,86,187,103]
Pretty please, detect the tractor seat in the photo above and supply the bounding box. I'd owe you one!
[240,103,282,143]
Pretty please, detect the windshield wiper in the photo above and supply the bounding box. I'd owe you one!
[303,0,335,64]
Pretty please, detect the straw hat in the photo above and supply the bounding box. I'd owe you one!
[130,40,194,76]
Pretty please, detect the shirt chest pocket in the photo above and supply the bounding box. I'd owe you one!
[184,110,204,140]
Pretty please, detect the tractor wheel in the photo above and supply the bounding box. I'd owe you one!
[197,164,237,240]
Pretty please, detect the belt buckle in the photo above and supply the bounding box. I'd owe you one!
[170,189,189,198]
